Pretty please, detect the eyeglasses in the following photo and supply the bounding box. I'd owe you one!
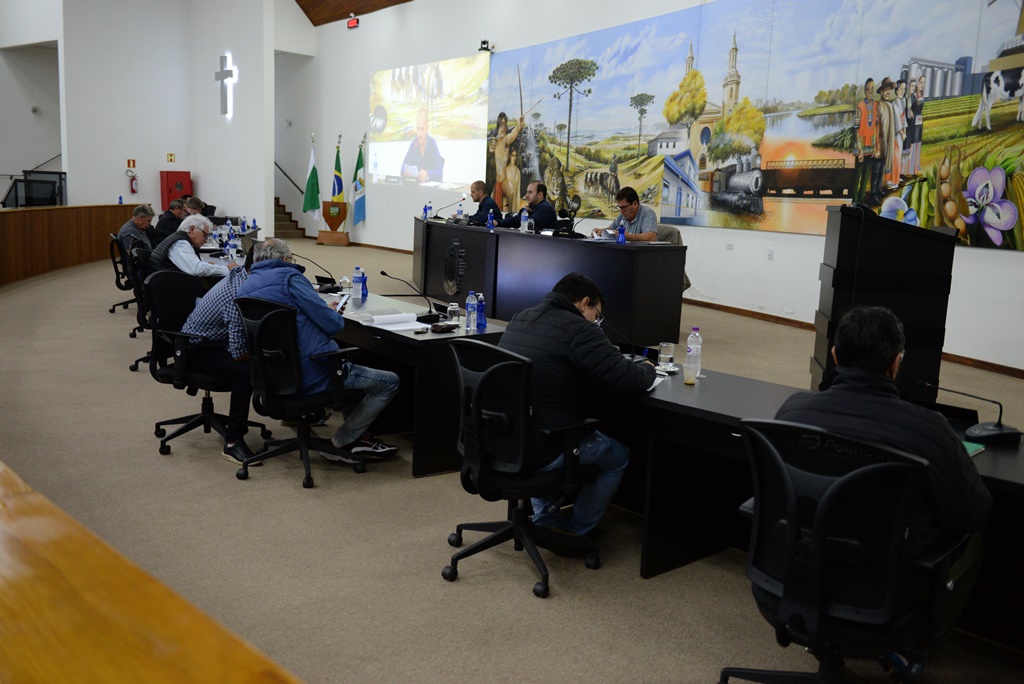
[616,203,630,211]
[594,307,604,326]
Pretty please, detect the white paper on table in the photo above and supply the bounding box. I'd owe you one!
[647,374,666,392]
[351,312,425,331]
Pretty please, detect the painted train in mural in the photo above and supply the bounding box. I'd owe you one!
[484,0,1024,251]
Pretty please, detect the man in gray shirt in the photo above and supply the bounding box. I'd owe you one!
[592,186,658,241]
[117,204,155,252]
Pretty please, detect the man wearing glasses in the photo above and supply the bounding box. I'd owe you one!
[149,214,236,280]
[592,186,658,241]
[498,273,656,536]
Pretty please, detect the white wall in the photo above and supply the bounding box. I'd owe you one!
[274,0,314,57]
[305,0,1023,370]
[0,45,62,185]
[188,0,274,229]
[0,0,61,49]
[61,0,190,211]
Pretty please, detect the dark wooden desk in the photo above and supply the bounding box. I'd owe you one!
[412,218,687,346]
[334,293,503,477]
[605,369,1024,648]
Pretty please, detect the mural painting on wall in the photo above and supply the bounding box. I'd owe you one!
[486,0,1024,251]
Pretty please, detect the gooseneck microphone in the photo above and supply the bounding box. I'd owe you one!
[919,380,1021,446]
[432,193,468,219]
[599,319,651,364]
[856,176,928,212]
[292,253,340,293]
[379,270,441,323]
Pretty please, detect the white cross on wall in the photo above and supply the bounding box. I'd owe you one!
[214,54,237,118]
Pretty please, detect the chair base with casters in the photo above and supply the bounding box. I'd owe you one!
[154,388,271,456]
[442,491,600,599]
[237,408,367,489]
[108,233,137,314]
[110,296,136,314]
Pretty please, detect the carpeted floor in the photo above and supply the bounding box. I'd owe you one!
[0,242,1021,683]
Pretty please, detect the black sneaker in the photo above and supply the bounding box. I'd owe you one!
[223,440,263,466]
[348,438,399,460]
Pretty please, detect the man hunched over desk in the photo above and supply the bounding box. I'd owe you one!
[231,238,401,462]
[498,272,656,536]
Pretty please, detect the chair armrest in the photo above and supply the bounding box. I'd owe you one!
[540,418,600,495]
[311,346,361,394]
[154,330,209,389]
[912,531,983,646]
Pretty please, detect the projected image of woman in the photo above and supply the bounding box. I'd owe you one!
[402,108,445,183]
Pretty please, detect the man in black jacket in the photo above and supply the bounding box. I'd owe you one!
[498,181,557,231]
[498,273,656,535]
[150,199,188,246]
[776,305,991,558]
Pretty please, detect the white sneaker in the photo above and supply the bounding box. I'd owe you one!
[349,438,399,460]
[319,449,359,464]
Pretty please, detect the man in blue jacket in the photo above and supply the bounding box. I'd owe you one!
[232,238,400,461]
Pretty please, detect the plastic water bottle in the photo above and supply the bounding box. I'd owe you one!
[251,217,259,232]
[422,204,429,221]
[465,290,477,331]
[241,216,248,232]
[616,216,626,244]
[456,202,464,220]
[360,270,368,299]
[427,201,433,218]
[352,266,364,301]
[118,195,123,205]
[373,153,379,182]
[486,209,495,231]
[475,292,486,331]
[519,208,530,233]
[686,326,703,377]
[227,220,236,243]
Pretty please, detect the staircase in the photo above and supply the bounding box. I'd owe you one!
[274,198,307,240]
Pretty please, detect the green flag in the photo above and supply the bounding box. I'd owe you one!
[303,144,321,222]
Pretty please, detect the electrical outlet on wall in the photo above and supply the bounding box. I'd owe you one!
[726,241,734,250]
[767,247,775,260]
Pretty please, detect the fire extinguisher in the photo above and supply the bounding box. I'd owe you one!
[126,169,139,194]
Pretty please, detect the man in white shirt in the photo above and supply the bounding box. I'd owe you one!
[149,214,236,281]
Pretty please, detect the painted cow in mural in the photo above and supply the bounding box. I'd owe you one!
[971,67,1024,130]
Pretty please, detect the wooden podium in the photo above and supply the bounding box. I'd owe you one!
[317,201,350,246]
[811,205,958,403]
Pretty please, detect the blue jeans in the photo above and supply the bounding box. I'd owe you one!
[530,430,629,535]
[330,363,400,448]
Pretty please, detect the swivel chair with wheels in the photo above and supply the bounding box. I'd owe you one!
[234,297,367,488]
[108,234,137,314]
[128,247,155,371]
[441,339,600,598]
[720,419,983,684]
[145,271,270,456]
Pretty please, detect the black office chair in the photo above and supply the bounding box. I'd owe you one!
[441,339,600,598]
[145,271,270,456]
[234,297,367,488]
[108,234,137,314]
[720,419,983,684]
[128,247,156,371]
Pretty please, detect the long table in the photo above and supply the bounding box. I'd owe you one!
[334,292,503,477]
[411,218,687,346]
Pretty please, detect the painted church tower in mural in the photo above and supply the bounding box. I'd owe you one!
[722,32,740,116]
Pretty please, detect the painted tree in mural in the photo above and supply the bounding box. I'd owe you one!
[532,112,542,130]
[555,123,567,146]
[663,69,707,135]
[630,93,656,155]
[707,97,766,164]
[549,58,598,172]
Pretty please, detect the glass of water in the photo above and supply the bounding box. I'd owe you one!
[658,342,676,370]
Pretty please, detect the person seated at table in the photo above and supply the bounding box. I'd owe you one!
[498,272,656,535]
[149,214,235,283]
[591,186,658,241]
[497,181,557,232]
[465,180,499,224]
[117,204,155,252]
[774,305,991,680]
[232,238,401,462]
[402,108,444,184]
[181,246,261,465]
[184,196,206,216]
[151,199,188,246]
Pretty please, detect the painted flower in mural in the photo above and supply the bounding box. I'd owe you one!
[961,166,1017,246]
[880,196,919,226]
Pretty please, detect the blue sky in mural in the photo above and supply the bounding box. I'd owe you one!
[490,0,1021,137]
